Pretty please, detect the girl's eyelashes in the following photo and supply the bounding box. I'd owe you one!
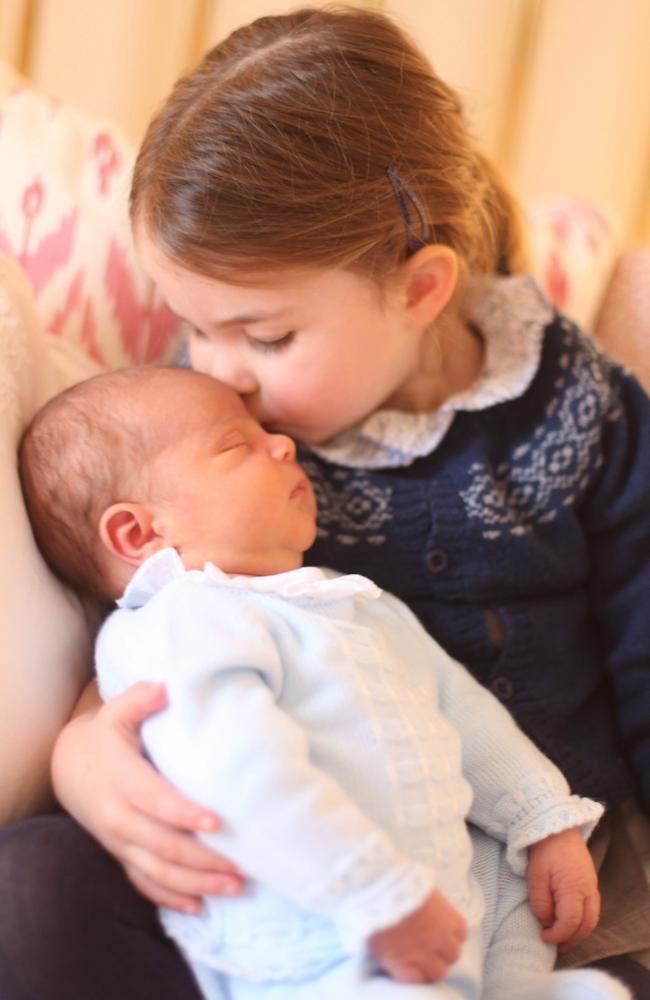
[188,325,296,353]
[248,331,296,353]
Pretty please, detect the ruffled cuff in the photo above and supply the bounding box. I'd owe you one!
[494,777,604,874]
[301,831,436,953]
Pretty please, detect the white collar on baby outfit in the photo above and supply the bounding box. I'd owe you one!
[117,547,381,610]
[309,274,554,469]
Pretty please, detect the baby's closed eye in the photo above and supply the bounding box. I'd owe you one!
[215,434,249,454]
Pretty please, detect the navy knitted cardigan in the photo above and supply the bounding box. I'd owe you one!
[302,315,650,813]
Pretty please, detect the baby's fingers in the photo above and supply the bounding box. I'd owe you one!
[528,875,554,929]
[557,891,601,953]
[540,893,581,944]
[541,890,596,946]
[381,954,449,985]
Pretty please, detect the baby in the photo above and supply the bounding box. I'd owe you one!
[19,366,629,1000]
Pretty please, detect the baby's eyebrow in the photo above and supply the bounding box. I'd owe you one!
[198,415,251,450]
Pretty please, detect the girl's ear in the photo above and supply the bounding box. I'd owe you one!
[99,503,166,567]
[400,245,459,328]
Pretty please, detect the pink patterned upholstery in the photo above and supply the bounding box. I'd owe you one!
[527,199,619,331]
[0,64,183,369]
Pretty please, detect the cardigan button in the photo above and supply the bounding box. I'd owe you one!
[490,676,514,701]
[426,547,449,574]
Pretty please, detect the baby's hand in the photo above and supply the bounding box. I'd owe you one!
[368,888,467,983]
[527,828,600,952]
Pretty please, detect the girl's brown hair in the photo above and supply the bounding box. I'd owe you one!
[131,6,525,283]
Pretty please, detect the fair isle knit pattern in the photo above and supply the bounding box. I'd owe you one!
[309,469,395,547]
[301,276,650,814]
[460,317,622,539]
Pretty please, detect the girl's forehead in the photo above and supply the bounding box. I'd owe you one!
[138,227,292,291]
[136,228,378,319]
[142,256,303,319]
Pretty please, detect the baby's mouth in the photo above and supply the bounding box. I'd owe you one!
[290,477,308,500]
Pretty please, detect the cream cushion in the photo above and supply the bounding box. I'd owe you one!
[0,254,91,825]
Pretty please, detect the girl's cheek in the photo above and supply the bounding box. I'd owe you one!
[271,381,309,413]
[186,340,201,371]
[188,340,215,376]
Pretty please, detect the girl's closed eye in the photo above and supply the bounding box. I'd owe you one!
[248,331,296,354]
[189,325,210,342]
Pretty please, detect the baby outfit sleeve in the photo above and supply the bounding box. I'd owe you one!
[101,582,436,953]
[431,640,603,874]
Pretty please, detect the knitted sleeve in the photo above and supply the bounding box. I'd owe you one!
[431,640,603,873]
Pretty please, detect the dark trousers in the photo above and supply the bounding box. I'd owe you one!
[0,813,202,1000]
[1,813,650,1000]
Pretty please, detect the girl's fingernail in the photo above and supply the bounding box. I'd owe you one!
[183,900,201,915]
[197,815,219,831]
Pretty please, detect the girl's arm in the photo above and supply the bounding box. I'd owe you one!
[582,363,650,813]
[51,678,242,913]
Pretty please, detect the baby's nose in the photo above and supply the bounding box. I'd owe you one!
[268,433,296,462]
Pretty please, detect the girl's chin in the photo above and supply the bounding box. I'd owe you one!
[282,426,339,447]
[261,414,340,446]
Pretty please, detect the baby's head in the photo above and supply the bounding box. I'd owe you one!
[19,367,317,603]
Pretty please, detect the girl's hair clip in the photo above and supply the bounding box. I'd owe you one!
[385,165,431,254]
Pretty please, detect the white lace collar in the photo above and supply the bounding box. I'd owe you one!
[310,274,554,469]
[118,547,381,610]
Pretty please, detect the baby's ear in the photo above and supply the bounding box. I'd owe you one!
[99,503,165,567]
[401,245,459,327]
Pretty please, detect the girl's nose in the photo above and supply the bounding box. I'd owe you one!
[268,433,296,462]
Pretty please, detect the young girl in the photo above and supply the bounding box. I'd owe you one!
[1,8,648,999]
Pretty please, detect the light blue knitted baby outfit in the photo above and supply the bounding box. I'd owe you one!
[96,551,625,1000]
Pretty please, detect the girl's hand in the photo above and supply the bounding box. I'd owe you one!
[51,680,243,913]
[527,828,600,953]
